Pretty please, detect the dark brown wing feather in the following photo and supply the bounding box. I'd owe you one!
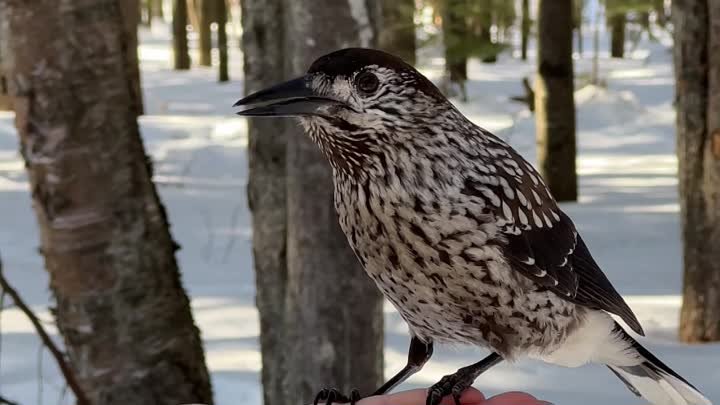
[467,139,644,336]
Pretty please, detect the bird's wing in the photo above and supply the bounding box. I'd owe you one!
[464,144,644,336]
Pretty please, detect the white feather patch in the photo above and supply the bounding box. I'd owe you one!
[529,311,640,368]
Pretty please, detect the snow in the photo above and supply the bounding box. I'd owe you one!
[1,22,718,405]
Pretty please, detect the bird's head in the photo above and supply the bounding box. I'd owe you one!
[235,48,459,177]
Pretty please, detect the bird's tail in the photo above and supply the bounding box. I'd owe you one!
[606,324,711,405]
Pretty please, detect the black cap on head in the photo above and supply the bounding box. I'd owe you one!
[308,48,445,101]
[308,48,414,76]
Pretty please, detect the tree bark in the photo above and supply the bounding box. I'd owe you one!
[241,0,290,404]
[243,0,384,403]
[378,0,416,65]
[0,17,11,110]
[142,0,151,26]
[2,1,214,404]
[535,0,577,202]
[173,0,191,69]
[154,0,164,19]
[443,0,468,99]
[282,0,384,402]
[574,0,583,56]
[521,0,530,60]
[609,12,626,58]
[198,0,213,67]
[217,0,228,82]
[121,0,144,115]
[674,0,720,343]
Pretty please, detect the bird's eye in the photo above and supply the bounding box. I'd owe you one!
[356,72,379,94]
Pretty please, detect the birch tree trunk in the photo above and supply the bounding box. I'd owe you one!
[674,0,720,342]
[2,1,213,404]
[535,0,577,202]
[241,0,290,404]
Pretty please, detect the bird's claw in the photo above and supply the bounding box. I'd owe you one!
[313,388,362,405]
[426,372,474,405]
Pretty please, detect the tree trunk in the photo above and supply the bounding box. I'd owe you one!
[217,0,228,82]
[521,0,530,60]
[609,12,626,58]
[535,0,577,202]
[241,0,290,404]
[143,0,152,26]
[591,3,600,84]
[2,1,214,405]
[154,0,164,19]
[674,0,720,343]
[0,18,11,110]
[243,0,384,403]
[282,0,384,402]
[378,0,416,65]
[574,0,583,56]
[121,0,144,115]
[173,0,191,69]
[476,1,496,64]
[198,0,213,67]
[443,0,468,100]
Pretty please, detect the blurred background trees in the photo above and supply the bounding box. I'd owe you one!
[378,0,417,65]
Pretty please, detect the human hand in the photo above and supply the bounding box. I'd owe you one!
[356,388,552,405]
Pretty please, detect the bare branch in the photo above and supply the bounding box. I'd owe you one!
[0,256,90,405]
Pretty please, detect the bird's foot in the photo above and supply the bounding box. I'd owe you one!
[425,367,478,405]
[313,388,362,405]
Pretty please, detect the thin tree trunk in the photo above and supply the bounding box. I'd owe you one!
[477,0,496,64]
[143,0,152,26]
[2,1,214,404]
[283,0,384,402]
[121,0,144,115]
[591,3,600,84]
[378,0,416,65]
[609,13,626,58]
[674,0,720,343]
[198,0,213,67]
[173,0,191,69]
[521,0,530,60]
[0,18,11,111]
[217,0,228,82]
[535,0,577,202]
[443,0,468,100]
[241,0,289,403]
[154,0,164,20]
[574,0,584,56]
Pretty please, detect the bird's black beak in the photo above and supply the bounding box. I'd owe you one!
[234,75,346,117]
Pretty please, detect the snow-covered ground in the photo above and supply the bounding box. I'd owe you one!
[1,23,718,405]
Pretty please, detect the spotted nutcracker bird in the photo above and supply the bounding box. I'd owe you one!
[235,48,711,405]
